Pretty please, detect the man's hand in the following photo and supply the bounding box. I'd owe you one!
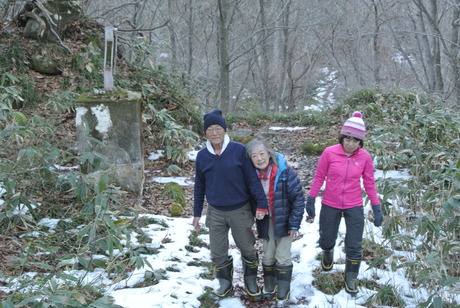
[192,217,202,232]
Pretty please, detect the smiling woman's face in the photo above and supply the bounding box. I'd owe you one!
[250,145,270,172]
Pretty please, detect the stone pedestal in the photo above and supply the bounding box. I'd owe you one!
[75,90,144,195]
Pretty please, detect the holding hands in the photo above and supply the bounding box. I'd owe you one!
[256,210,267,220]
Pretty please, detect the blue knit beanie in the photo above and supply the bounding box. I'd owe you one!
[203,109,227,132]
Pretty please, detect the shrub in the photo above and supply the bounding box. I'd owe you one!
[168,203,183,217]
[366,284,406,307]
[164,182,186,206]
[312,268,343,295]
[300,140,335,156]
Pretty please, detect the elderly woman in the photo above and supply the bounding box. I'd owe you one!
[246,138,305,307]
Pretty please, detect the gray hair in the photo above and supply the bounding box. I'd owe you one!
[246,138,278,165]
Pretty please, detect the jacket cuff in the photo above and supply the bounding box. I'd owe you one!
[256,208,268,212]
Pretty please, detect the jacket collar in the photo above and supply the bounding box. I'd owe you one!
[206,134,230,155]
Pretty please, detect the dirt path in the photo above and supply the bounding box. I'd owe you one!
[138,125,321,218]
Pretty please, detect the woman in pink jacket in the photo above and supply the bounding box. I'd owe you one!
[305,112,383,296]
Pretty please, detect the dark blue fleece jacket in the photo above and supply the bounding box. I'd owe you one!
[193,141,268,217]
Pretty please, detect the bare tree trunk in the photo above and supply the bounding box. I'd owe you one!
[449,3,460,102]
[167,0,178,72]
[371,0,382,84]
[413,0,443,93]
[259,0,270,111]
[380,1,429,92]
[275,1,290,113]
[186,0,194,79]
[217,0,230,113]
[132,0,147,30]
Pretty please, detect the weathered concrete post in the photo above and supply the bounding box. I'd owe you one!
[103,26,117,91]
[75,27,144,195]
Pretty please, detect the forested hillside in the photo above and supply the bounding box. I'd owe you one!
[0,1,459,307]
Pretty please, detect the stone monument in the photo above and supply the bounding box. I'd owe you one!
[75,27,144,195]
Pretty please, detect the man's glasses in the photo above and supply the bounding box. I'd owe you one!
[206,127,224,134]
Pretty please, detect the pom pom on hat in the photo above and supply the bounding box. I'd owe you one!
[340,111,366,139]
[203,109,227,132]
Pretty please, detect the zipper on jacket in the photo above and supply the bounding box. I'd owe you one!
[342,157,351,208]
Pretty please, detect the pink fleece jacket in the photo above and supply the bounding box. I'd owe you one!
[309,144,380,209]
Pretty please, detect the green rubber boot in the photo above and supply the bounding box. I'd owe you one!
[344,258,361,297]
[262,263,277,299]
[242,257,262,300]
[213,256,234,299]
[321,249,334,271]
[275,263,293,307]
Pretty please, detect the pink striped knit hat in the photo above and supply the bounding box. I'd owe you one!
[340,111,366,139]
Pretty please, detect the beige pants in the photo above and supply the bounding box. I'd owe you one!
[262,218,292,266]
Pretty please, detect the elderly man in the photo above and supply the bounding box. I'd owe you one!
[192,109,268,300]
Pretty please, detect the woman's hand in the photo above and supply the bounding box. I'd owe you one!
[289,230,299,239]
[255,210,267,220]
[371,204,383,227]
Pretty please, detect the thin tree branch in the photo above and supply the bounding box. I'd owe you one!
[116,21,170,32]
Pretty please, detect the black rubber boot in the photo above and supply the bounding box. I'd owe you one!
[213,256,234,299]
[321,249,334,271]
[262,263,277,299]
[275,263,293,307]
[242,257,262,300]
[344,258,361,297]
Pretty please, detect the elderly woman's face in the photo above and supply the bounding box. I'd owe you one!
[250,145,270,171]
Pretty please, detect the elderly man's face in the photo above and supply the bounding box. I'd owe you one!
[205,125,225,147]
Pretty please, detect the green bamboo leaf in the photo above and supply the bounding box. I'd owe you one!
[12,111,27,125]
[78,257,89,269]
[18,296,42,306]
[366,255,387,270]
[106,237,113,256]
[114,218,131,226]
[0,300,15,308]
[89,296,116,308]
[97,173,109,193]
[56,271,79,282]
[77,224,92,242]
[31,262,54,271]
[432,296,443,308]
[72,292,87,305]
[442,277,459,287]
